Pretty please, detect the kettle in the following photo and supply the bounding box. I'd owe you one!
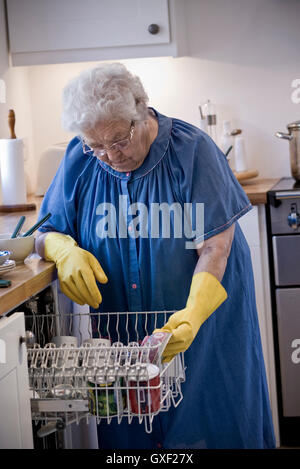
[276,120,300,181]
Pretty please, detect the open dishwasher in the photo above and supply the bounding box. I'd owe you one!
[25,305,186,444]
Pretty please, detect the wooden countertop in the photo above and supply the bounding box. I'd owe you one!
[0,180,280,314]
[0,257,56,315]
[0,196,56,315]
[240,178,280,205]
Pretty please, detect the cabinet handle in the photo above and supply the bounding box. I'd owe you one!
[148,24,160,35]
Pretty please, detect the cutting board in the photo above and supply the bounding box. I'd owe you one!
[233,169,259,183]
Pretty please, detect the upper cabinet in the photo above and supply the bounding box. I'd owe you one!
[6,0,187,66]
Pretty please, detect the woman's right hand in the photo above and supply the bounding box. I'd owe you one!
[44,232,108,308]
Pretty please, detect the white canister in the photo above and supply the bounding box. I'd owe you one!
[234,136,248,172]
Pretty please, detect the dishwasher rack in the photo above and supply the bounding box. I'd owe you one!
[25,310,186,436]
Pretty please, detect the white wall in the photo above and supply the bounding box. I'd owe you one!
[2,0,300,192]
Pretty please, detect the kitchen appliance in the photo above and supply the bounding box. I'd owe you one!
[35,143,68,196]
[267,177,300,446]
[276,121,300,182]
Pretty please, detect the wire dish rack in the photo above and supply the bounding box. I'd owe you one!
[25,310,186,437]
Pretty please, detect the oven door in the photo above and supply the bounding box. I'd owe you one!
[276,288,300,416]
[273,235,300,286]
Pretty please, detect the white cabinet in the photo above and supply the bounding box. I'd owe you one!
[6,0,187,66]
[0,313,33,449]
[238,205,280,446]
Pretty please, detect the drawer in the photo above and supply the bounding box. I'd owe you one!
[273,235,300,286]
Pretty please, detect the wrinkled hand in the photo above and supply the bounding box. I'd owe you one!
[45,232,108,308]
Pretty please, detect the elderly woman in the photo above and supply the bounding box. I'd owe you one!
[36,63,275,449]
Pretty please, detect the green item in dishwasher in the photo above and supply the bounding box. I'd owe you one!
[88,378,125,417]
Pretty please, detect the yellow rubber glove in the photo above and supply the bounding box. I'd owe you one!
[155,272,227,362]
[44,233,108,308]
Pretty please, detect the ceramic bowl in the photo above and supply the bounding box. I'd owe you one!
[0,233,35,264]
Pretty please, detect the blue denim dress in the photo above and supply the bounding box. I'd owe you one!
[38,108,275,449]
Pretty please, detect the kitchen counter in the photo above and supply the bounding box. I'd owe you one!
[0,257,56,315]
[0,196,56,315]
[241,178,280,205]
[0,180,280,314]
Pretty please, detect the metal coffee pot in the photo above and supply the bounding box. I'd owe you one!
[276,120,300,181]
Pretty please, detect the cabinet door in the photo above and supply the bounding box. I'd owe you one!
[0,313,33,449]
[7,0,170,53]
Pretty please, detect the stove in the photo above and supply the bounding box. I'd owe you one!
[267,178,300,446]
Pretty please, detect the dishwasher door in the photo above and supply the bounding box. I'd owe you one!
[276,288,300,416]
[0,312,33,449]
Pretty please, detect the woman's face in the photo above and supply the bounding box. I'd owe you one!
[82,118,154,173]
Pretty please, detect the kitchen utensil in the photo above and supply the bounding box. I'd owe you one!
[276,120,300,181]
[0,233,34,263]
[22,212,51,237]
[225,145,233,157]
[0,250,10,265]
[11,215,26,238]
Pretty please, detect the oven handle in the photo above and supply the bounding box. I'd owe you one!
[269,191,300,207]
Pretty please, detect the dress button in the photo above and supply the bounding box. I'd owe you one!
[128,226,133,232]
[132,283,137,289]
[126,172,130,177]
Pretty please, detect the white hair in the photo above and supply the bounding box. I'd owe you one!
[61,63,149,134]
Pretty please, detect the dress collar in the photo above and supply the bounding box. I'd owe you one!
[97,108,172,180]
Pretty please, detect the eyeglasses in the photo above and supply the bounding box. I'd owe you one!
[81,121,135,158]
